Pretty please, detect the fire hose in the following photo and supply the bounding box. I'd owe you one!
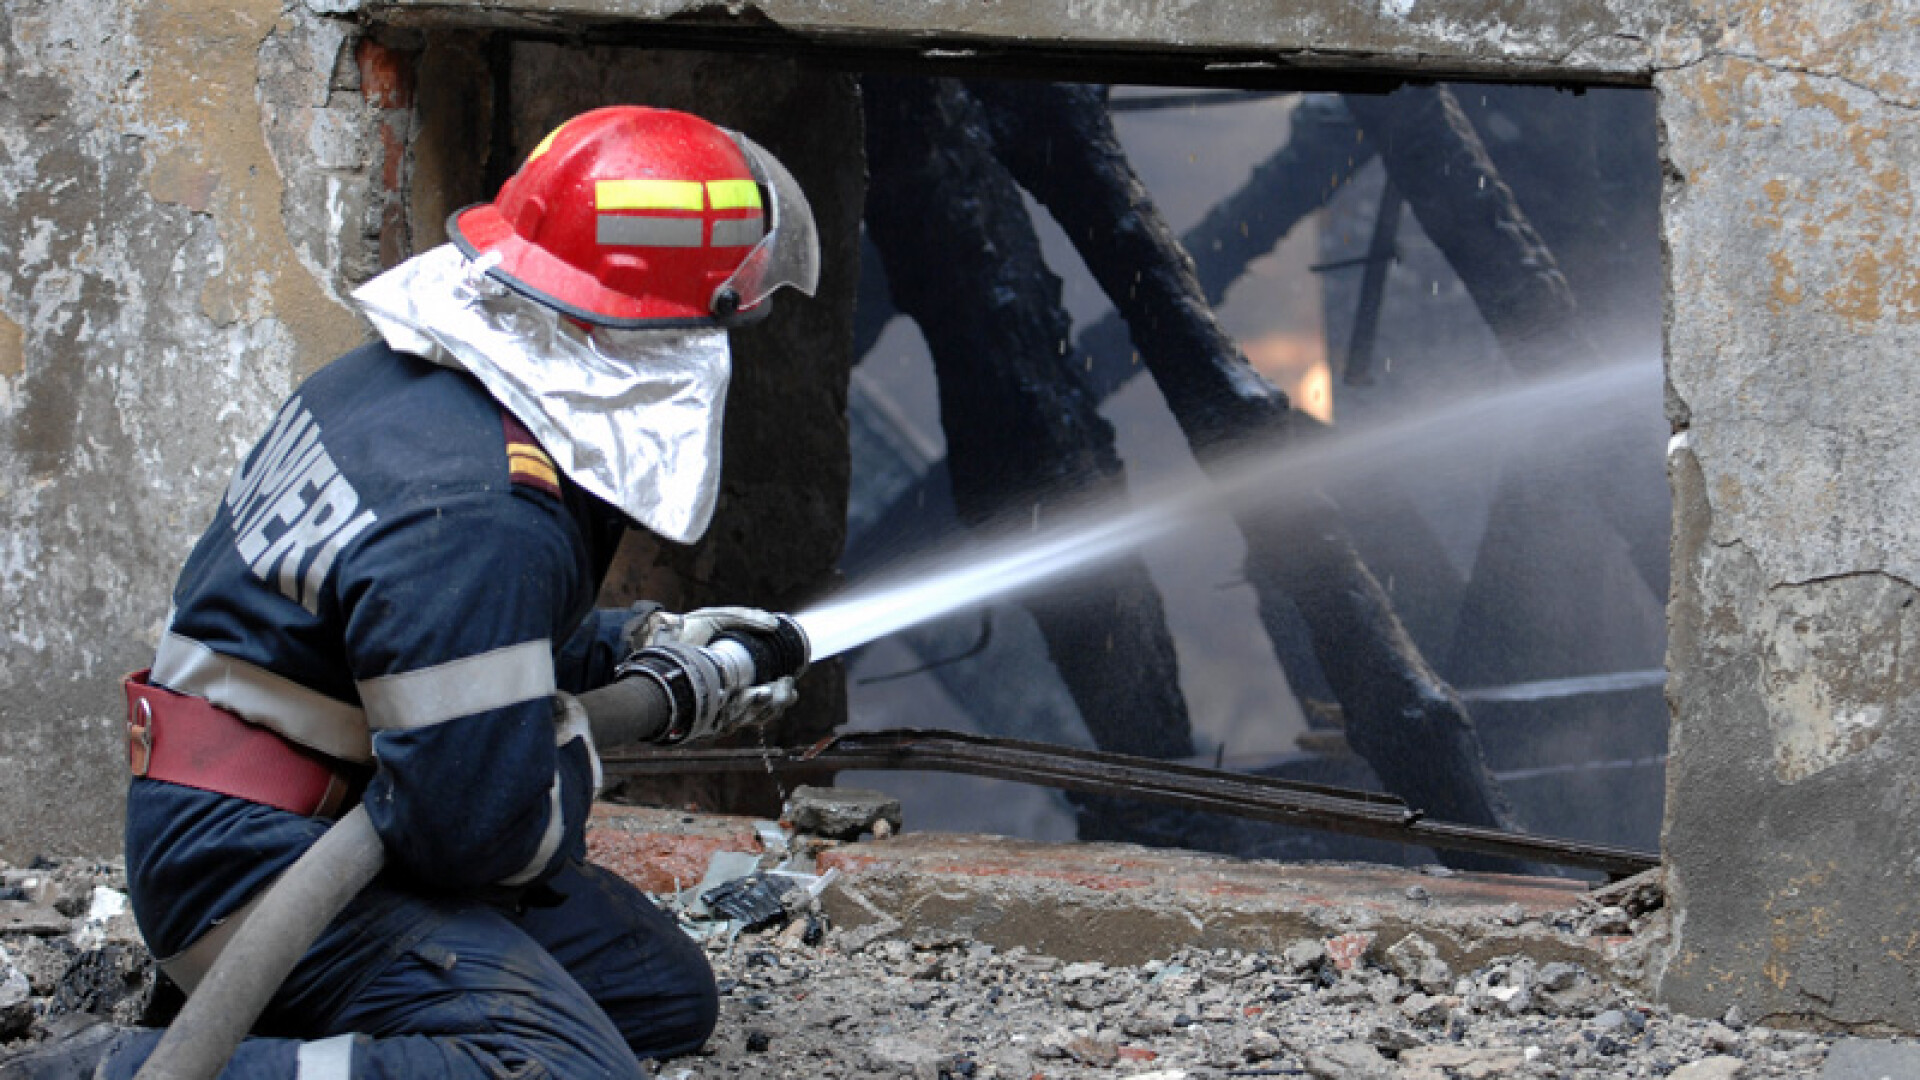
[132,616,812,1080]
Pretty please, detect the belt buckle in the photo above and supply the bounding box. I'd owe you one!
[129,697,154,777]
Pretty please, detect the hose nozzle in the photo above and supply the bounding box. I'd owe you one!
[592,612,811,749]
[708,613,812,688]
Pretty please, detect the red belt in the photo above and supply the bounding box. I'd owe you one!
[124,670,361,818]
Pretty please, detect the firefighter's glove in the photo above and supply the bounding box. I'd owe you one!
[640,605,781,649]
[721,676,799,734]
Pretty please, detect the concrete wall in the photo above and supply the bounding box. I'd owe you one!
[2,0,1916,1034]
[1656,0,1920,1032]
[1,0,372,860]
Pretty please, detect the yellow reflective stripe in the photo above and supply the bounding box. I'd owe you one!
[526,125,564,164]
[597,178,705,212]
[706,178,762,210]
[508,449,559,488]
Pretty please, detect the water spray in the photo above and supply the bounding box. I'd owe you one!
[795,358,1663,662]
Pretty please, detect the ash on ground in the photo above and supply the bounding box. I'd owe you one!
[3,854,1906,1079]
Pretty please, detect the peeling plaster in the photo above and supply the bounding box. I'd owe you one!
[1661,51,1920,588]
[0,311,21,379]
[0,0,364,860]
[136,1,363,363]
[1758,572,1920,784]
[1662,18,1920,1017]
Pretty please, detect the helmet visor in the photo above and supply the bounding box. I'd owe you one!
[714,130,820,319]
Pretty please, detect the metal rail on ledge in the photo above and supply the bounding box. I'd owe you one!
[601,729,1660,880]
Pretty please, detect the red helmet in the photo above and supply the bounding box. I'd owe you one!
[449,106,819,329]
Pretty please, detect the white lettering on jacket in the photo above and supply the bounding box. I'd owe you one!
[228,401,377,613]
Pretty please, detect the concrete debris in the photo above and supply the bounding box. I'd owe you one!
[1822,1037,1920,1079]
[0,859,159,1049]
[682,904,1862,1078]
[1383,932,1451,993]
[1669,1055,1746,1079]
[1585,866,1665,919]
[783,786,903,842]
[1299,1040,1394,1079]
[8,846,1918,1079]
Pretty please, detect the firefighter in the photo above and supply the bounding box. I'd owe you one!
[22,106,821,1080]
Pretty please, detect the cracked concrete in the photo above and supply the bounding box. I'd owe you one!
[1656,11,1916,1032]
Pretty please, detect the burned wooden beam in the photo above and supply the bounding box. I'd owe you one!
[1341,179,1404,386]
[1077,92,1373,401]
[970,80,1285,451]
[847,92,1373,726]
[1339,86,1598,375]
[862,75,1195,762]
[1250,489,1530,871]
[970,80,1537,873]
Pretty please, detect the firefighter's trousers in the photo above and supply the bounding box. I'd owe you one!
[104,859,716,1079]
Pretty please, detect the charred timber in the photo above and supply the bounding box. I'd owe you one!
[1252,488,1531,872]
[862,75,1194,762]
[602,730,1659,880]
[971,81,1536,873]
[969,79,1285,452]
[1340,87,1597,375]
[1078,93,1375,402]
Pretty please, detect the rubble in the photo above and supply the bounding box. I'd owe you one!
[686,914,1859,1079]
[0,859,159,1047]
[784,785,904,842]
[3,843,1914,1079]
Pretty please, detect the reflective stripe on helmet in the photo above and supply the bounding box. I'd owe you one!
[597,215,704,248]
[526,125,564,165]
[705,178,762,210]
[710,217,766,248]
[594,175,766,250]
[596,178,706,212]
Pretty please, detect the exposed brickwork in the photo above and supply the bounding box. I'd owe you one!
[585,804,766,893]
[355,39,416,109]
[1326,931,1378,971]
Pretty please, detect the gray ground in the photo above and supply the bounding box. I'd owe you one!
[5,855,1912,1079]
[690,916,1833,1080]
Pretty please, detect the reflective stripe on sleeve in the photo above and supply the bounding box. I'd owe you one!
[554,692,603,795]
[356,639,555,732]
[497,775,565,887]
[153,632,373,764]
[295,1034,359,1079]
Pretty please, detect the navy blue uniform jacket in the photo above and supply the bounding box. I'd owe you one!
[127,342,631,958]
